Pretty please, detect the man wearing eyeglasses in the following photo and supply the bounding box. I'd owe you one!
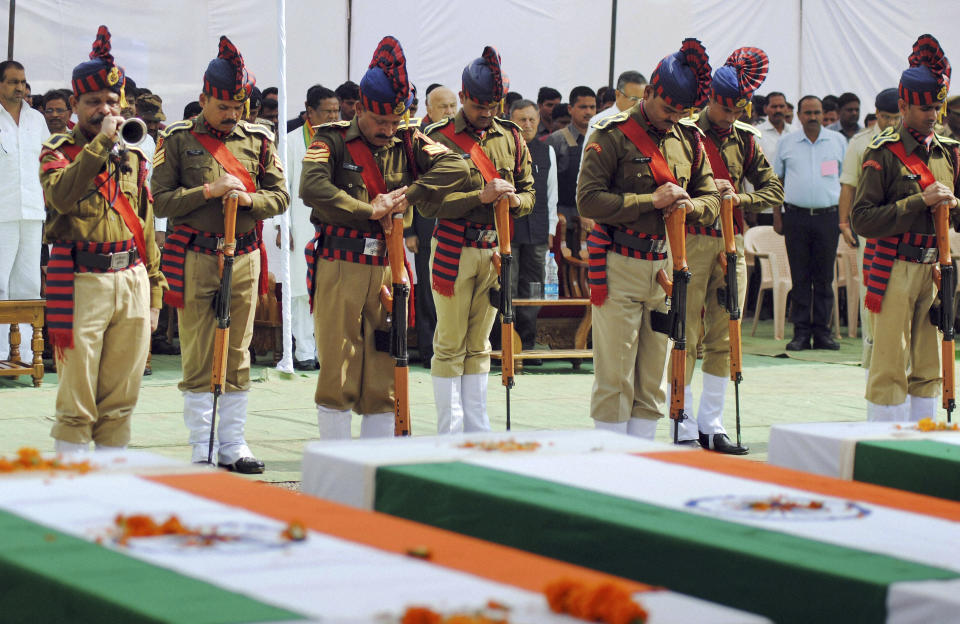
[42,90,73,135]
[587,71,647,129]
[0,60,47,367]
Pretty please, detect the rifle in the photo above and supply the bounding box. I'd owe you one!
[379,212,412,436]
[717,195,744,446]
[209,192,238,465]
[934,201,955,423]
[654,204,691,444]
[494,196,515,430]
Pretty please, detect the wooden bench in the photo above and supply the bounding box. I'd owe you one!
[491,297,592,371]
[0,299,45,387]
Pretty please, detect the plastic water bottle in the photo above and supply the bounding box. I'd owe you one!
[544,253,559,300]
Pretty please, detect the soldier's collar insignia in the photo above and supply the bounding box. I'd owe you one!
[107,67,119,86]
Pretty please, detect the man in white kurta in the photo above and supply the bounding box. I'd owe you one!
[282,86,341,368]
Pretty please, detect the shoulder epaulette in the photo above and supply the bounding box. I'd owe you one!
[592,110,629,131]
[678,117,705,136]
[126,144,148,160]
[424,117,453,135]
[936,132,960,146]
[867,127,899,150]
[317,120,350,130]
[495,117,522,132]
[401,117,422,129]
[239,120,275,141]
[734,119,761,137]
[160,120,193,138]
[42,133,73,150]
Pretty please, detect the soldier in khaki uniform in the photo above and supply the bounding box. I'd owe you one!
[676,47,783,453]
[40,26,165,453]
[577,39,720,439]
[152,37,289,472]
[300,36,468,439]
[852,34,960,422]
[424,47,534,433]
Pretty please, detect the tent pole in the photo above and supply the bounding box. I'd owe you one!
[608,0,617,87]
[276,0,294,375]
[346,0,352,80]
[7,0,15,60]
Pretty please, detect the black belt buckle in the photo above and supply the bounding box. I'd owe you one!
[109,250,131,270]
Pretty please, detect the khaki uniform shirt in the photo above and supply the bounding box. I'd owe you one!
[694,111,784,214]
[839,125,881,188]
[300,117,469,231]
[852,126,960,238]
[423,111,535,223]
[577,104,720,234]
[40,127,166,308]
[151,114,289,233]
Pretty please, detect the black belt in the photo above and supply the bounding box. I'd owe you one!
[464,226,497,244]
[783,203,838,215]
[75,248,140,271]
[612,230,669,254]
[897,242,938,264]
[323,234,386,256]
[190,231,259,252]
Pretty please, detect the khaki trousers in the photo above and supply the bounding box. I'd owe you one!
[52,264,150,446]
[311,257,393,414]
[684,233,747,382]
[866,260,940,405]
[591,252,670,423]
[430,240,500,378]
[178,250,258,393]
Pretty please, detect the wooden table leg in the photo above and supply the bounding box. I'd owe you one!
[31,320,44,387]
[9,322,20,363]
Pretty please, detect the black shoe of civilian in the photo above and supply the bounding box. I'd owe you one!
[524,358,543,366]
[786,336,811,351]
[152,337,180,355]
[812,335,841,350]
[294,358,319,371]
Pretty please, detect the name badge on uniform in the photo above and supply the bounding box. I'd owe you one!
[632,156,652,163]
[342,162,363,172]
[904,173,920,181]
[186,149,204,156]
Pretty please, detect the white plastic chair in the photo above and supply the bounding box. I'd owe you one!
[743,226,792,341]
[832,235,860,339]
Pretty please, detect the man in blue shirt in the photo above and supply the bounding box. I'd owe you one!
[774,95,847,350]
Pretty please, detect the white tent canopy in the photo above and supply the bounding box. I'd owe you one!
[6,0,958,372]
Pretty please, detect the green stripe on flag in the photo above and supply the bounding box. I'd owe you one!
[854,439,960,501]
[375,462,957,624]
[0,509,304,623]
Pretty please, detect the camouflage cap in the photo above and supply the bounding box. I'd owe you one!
[136,93,166,121]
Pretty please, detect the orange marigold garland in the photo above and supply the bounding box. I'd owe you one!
[545,578,648,624]
[0,447,93,474]
[400,602,510,624]
[457,439,541,452]
[111,514,309,547]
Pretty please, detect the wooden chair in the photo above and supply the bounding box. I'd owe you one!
[252,273,283,364]
[743,226,792,341]
[551,215,589,298]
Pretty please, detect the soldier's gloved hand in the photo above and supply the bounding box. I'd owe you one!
[98,114,125,143]
[479,178,516,204]
[922,182,958,209]
[652,182,690,210]
[715,179,740,206]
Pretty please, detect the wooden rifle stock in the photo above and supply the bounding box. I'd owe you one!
[494,197,515,430]
[935,201,955,422]
[209,193,238,464]
[719,195,744,447]
[385,213,411,436]
[663,207,690,427]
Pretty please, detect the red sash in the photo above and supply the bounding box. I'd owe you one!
[617,117,678,186]
[340,136,415,326]
[190,130,268,295]
[701,135,745,233]
[438,124,501,182]
[885,141,937,189]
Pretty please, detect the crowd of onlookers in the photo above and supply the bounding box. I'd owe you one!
[6,58,960,370]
